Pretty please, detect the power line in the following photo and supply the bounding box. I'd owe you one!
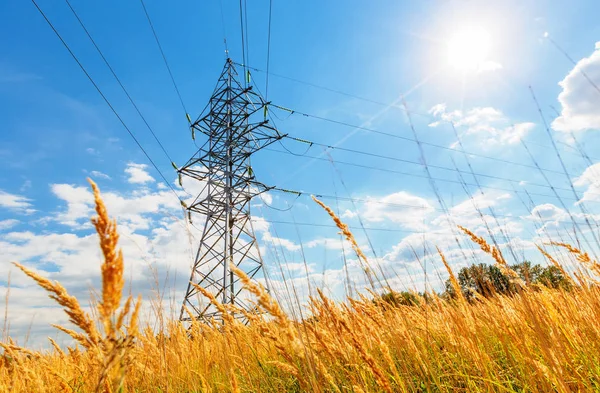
[271,104,587,179]
[265,0,273,100]
[265,147,578,203]
[240,62,600,161]
[31,0,181,200]
[243,0,250,66]
[264,219,445,235]
[269,188,593,229]
[139,0,189,120]
[279,135,585,196]
[239,0,247,83]
[218,0,229,55]
[65,0,175,165]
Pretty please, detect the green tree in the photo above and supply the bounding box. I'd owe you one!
[444,261,573,300]
[378,291,421,307]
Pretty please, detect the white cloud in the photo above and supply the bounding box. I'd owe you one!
[572,162,600,203]
[529,203,565,222]
[0,189,35,214]
[50,182,182,230]
[341,209,357,219]
[306,237,347,250]
[125,163,155,184]
[362,191,434,229]
[428,104,535,146]
[250,216,270,232]
[0,219,19,230]
[282,262,315,274]
[262,232,301,251]
[552,42,600,133]
[449,192,511,218]
[90,170,111,180]
[1,162,303,347]
[85,147,99,156]
[524,199,600,239]
[51,184,94,227]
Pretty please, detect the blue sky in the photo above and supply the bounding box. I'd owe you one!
[2,0,600,347]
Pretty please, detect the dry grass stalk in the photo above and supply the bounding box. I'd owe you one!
[338,316,393,393]
[312,195,376,286]
[438,247,465,303]
[536,245,575,287]
[229,263,293,340]
[9,179,140,393]
[550,241,600,277]
[7,178,600,392]
[89,179,125,337]
[12,262,100,348]
[48,337,66,358]
[230,371,241,393]
[458,225,526,288]
[312,196,368,263]
[189,282,235,327]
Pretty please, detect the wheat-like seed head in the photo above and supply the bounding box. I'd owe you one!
[458,225,525,288]
[338,317,393,393]
[438,247,466,303]
[12,262,100,348]
[115,295,132,332]
[550,241,600,277]
[230,371,241,393]
[312,196,369,264]
[536,245,575,287]
[190,282,235,326]
[128,295,143,335]
[229,264,288,325]
[47,337,66,358]
[88,178,124,335]
[458,226,505,265]
[311,195,379,290]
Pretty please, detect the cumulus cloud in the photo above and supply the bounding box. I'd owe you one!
[0,219,19,231]
[250,216,270,232]
[125,162,155,184]
[448,192,511,218]
[305,237,350,251]
[428,104,535,146]
[341,209,357,219]
[1,178,201,346]
[573,162,600,203]
[362,191,434,230]
[50,182,183,231]
[262,232,301,251]
[0,189,35,214]
[51,184,95,227]
[552,42,600,132]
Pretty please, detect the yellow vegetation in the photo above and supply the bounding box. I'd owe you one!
[1,182,600,392]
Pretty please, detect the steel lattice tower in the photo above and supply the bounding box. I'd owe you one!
[178,58,282,324]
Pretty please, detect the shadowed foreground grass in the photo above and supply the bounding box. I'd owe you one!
[2,180,600,392]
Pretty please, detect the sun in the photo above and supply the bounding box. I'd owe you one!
[447,27,492,72]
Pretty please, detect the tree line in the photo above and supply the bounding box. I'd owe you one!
[378,261,572,307]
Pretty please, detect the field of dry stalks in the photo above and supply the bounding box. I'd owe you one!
[1,180,600,393]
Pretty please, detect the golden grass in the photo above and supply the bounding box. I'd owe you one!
[2,183,600,392]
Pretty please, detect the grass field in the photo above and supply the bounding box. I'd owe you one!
[2,180,600,393]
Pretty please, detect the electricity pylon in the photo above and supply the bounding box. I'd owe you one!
[178,58,283,324]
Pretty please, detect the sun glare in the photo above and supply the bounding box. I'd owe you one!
[447,27,492,72]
